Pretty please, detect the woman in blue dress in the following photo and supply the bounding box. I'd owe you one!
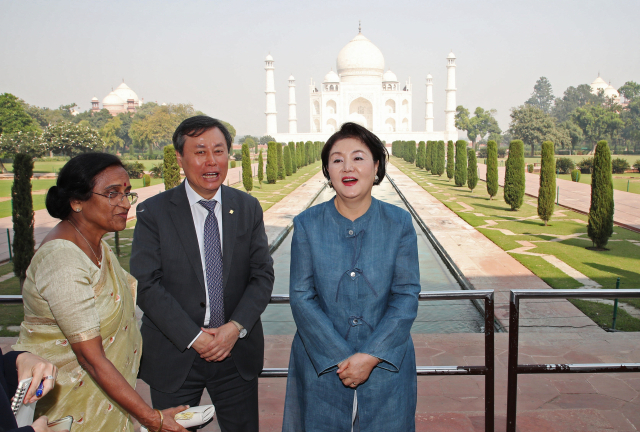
[283,122,420,431]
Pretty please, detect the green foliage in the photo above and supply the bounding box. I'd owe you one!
[0,93,40,135]
[230,160,236,168]
[260,135,275,145]
[425,141,432,171]
[504,140,525,210]
[434,141,445,176]
[288,142,297,173]
[612,158,630,174]
[454,140,467,186]
[446,140,455,181]
[416,141,426,169]
[577,157,594,174]
[142,174,151,187]
[467,148,478,191]
[11,153,34,288]
[242,142,253,192]
[296,142,304,168]
[571,169,581,182]
[527,164,534,173]
[163,145,181,190]
[486,140,498,199]
[257,149,264,185]
[42,122,103,156]
[284,145,292,176]
[552,84,605,123]
[220,121,236,142]
[277,143,285,180]
[634,160,640,171]
[123,161,145,179]
[305,141,312,165]
[150,163,163,178]
[509,105,558,156]
[618,81,640,102]
[267,142,277,184]
[525,77,554,114]
[556,157,575,174]
[572,104,623,149]
[455,105,501,146]
[0,130,48,159]
[99,116,124,152]
[538,141,556,225]
[588,141,614,248]
[405,141,416,164]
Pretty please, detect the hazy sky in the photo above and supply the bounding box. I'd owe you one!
[1,0,638,138]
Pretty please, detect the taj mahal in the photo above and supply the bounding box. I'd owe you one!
[265,25,459,143]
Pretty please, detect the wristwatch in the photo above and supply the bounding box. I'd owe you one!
[230,320,247,338]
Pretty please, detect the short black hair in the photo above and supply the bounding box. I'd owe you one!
[46,153,125,220]
[321,122,388,185]
[172,116,232,155]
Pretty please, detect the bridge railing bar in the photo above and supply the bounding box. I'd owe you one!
[1,289,495,431]
[507,288,640,432]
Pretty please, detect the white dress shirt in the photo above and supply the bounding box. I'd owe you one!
[184,179,223,348]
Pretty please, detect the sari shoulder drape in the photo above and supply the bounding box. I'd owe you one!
[13,239,142,432]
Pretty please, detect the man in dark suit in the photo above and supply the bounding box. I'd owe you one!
[131,116,274,432]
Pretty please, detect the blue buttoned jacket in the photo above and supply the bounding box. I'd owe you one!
[283,197,420,432]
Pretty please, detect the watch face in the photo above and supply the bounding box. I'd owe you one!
[239,329,247,338]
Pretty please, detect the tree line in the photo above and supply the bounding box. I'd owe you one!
[455,78,640,156]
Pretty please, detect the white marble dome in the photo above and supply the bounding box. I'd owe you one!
[383,69,398,82]
[113,82,139,104]
[336,32,384,80]
[323,69,340,83]
[591,76,608,93]
[447,51,456,59]
[102,91,125,106]
[604,84,619,98]
[265,54,274,61]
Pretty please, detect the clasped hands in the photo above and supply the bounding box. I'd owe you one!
[337,353,380,389]
[192,322,239,362]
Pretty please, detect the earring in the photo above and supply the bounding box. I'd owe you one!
[374,175,379,182]
[75,208,81,212]
[327,180,333,188]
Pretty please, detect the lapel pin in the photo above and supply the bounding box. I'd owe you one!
[229,209,234,214]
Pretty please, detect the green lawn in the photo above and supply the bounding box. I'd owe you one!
[2,159,165,174]
[391,156,640,331]
[231,162,322,211]
[524,171,640,195]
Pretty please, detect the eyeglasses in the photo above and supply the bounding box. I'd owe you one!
[92,191,139,206]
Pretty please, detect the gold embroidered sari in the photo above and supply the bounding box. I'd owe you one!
[13,239,142,432]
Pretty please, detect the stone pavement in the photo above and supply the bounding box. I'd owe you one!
[477,164,640,232]
[0,163,257,262]
[386,163,598,333]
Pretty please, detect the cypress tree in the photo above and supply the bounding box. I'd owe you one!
[587,140,614,248]
[416,141,426,169]
[12,153,35,290]
[486,140,498,199]
[296,142,303,167]
[277,142,285,180]
[288,142,297,173]
[467,148,478,192]
[257,149,264,187]
[305,141,312,165]
[435,141,445,176]
[284,145,292,176]
[446,140,454,181]
[267,141,277,184]
[504,140,525,210]
[430,141,438,173]
[425,141,433,172]
[163,144,181,190]
[537,141,555,225]
[455,140,467,186]
[242,142,253,192]
[406,141,416,164]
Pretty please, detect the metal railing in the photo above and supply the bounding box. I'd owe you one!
[262,290,496,432]
[507,289,640,432]
[0,289,496,430]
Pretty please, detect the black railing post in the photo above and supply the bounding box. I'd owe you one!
[506,291,520,432]
[484,292,495,432]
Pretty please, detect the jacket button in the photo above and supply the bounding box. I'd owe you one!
[350,272,356,277]
[348,230,354,235]
[200,302,206,308]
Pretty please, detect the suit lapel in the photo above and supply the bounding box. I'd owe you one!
[221,185,237,290]
[169,182,205,291]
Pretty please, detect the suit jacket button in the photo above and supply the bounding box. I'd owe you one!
[200,302,206,308]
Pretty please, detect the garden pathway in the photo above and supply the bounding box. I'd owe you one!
[477,164,640,232]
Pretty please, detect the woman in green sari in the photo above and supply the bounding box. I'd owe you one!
[14,153,187,432]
